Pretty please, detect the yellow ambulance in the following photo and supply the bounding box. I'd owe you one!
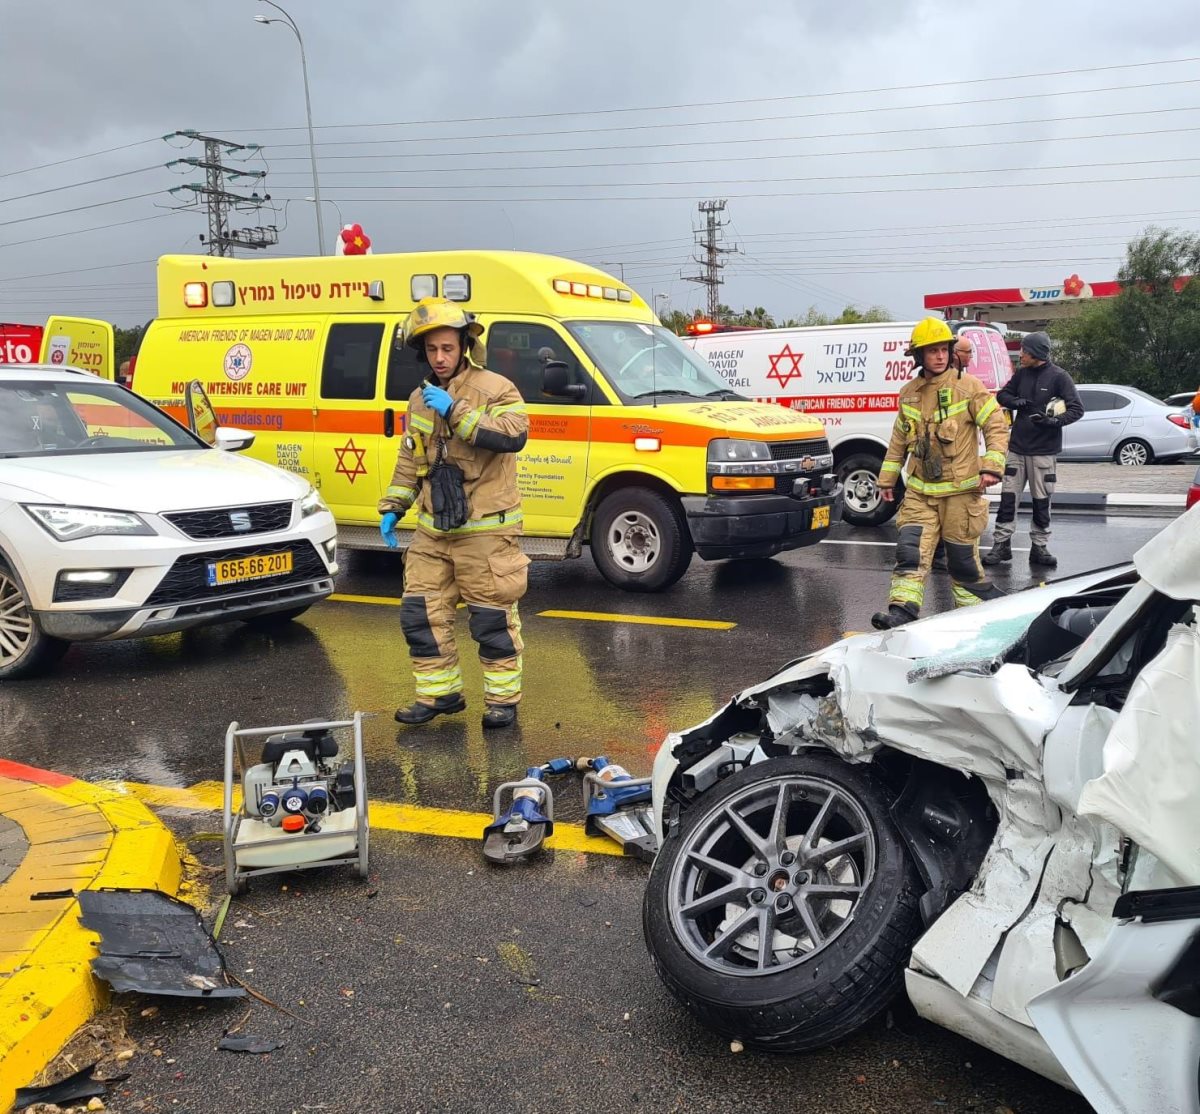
[133,251,840,591]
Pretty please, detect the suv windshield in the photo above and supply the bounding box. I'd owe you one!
[0,379,202,458]
[566,321,743,403]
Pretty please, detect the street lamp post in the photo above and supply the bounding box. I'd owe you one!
[255,2,325,256]
[306,195,344,234]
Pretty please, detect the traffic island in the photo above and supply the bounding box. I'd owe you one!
[0,759,181,1111]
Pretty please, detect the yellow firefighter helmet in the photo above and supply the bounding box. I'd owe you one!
[403,297,485,362]
[908,317,954,350]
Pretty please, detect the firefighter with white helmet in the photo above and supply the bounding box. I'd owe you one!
[870,318,1009,630]
[379,297,530,729]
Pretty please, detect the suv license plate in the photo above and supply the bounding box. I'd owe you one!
[207,552,293,587]
[812,505,831,529]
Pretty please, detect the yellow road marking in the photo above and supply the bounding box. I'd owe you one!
[538,610,735,630]
[118,780,623,857]
[330,593,402,607]
[329,594,734,631]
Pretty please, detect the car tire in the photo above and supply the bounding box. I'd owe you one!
[0,562,69,681]
[643,753,923,1052]
[240,604,313,629]
[837,453,901,527]
[591,488,693,592]
[1114,439,1153,467]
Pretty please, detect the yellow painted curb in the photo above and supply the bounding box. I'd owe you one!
[118,778,623,856]
[0,764,182,1111]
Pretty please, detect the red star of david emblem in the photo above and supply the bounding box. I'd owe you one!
[766,344,804,388]
[333,438,368,484]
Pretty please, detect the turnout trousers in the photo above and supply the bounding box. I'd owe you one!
[399,530,530,707]
[991,453,1057,547]
[887,490,1004,615]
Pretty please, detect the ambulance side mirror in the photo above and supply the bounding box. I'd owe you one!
[215,427,256,452]
[543,361,586,400]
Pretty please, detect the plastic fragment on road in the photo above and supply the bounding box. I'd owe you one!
[217,1035,284,1054]
[77,889,246,998]
[13,1064,129,1112]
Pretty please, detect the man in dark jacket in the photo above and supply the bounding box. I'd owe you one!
[982,332,1083,568]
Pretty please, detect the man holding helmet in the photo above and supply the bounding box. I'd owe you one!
[871,318,1009,630]
[378,297,530,729]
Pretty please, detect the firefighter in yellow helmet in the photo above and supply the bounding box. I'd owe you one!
[379,298,530,729]
[870,318,1009,630]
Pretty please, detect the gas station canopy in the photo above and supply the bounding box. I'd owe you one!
[926,273,1193,333]
[923,274,1122,332]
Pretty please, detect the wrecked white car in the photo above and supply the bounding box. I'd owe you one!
[644,506,1200,1114]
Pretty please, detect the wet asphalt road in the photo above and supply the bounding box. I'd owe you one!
[5,514,1165,1113]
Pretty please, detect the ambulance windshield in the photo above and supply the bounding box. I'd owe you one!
[567,321,742,403]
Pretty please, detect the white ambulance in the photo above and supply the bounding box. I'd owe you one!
[686,320,1013,526]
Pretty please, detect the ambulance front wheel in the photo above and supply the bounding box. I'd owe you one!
[592,489,693,592]
[837,453,902,528]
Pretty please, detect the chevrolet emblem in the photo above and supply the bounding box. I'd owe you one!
[801,456,816,472]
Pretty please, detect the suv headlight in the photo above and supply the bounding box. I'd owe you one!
[24,505,155,541]
[299,487,329,519]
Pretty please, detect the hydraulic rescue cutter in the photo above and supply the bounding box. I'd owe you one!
[579,756,658,863]
[222,714,370,895]
[482,758,574,864]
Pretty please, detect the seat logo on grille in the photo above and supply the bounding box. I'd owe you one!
[229,511,253,533]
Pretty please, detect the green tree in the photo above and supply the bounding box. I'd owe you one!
[781,304,893,327]
[1053,228,1200,396]
[114,325,146,366]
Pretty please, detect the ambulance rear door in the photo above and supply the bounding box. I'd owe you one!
[40,316,114,381]
[314,319,393,521]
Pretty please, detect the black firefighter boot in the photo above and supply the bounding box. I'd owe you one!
[394,693,467,725]
[871,604,918,631]
[1030,543,1058,568]
[981,538,1012,566]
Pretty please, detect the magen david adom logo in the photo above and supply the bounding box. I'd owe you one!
[223,343,253,381]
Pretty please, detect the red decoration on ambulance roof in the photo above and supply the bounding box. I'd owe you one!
[339,224,372,256]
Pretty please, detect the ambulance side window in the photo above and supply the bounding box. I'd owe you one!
[385,343,425,402]
[487,322,589,405]
[321,323,383,400]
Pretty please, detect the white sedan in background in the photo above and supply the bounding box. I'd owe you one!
[0,366,337,679]
[1061,384,1196,465]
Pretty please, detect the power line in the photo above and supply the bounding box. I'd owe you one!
[0,136,161,182]
[0,165,166,206]
[261,77,1200,150]
[266,123,1200,179]
[263,154,1200,193]
[303,171,1200,202]
[224,56,1200,134]
[0,211,184,250]
[259,105,1200,163]
[0,192,162,230]
[0,259,158,283]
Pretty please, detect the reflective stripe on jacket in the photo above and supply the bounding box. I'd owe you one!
[379,363,529,534]
[878,370,1009,497]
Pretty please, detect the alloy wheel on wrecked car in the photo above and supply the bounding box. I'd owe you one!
[668,775,875,975]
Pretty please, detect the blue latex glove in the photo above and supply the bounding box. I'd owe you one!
[421,384,454,418]
[380,512,399,548]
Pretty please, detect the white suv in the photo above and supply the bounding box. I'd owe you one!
[0,366,338,679]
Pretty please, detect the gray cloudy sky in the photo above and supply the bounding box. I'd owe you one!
[2,0,1199,326]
